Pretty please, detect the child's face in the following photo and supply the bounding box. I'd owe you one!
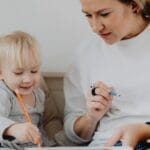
[1,59,41,96]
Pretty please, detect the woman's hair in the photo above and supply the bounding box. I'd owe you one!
[118,0,150,21]
[0,31,41,69]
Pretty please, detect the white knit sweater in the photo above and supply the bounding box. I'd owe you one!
[64,26,150,146]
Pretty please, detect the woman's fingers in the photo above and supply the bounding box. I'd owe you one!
[95,81,111,93]
[105,130,122,146]
[105,126,137,148]
[87,95,112,111]
[91,81,113,99]
[95,88,112,99]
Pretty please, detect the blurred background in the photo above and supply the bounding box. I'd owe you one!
[0,0,93,72]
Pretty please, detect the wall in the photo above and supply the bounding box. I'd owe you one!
[0,0,93,72]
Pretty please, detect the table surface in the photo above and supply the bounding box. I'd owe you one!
[25,146,133,150]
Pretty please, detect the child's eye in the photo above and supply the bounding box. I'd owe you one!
[14,72,23,75]
[31,70,38,74]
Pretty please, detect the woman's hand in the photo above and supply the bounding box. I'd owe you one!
[105,123,150,149]
[4,122,41,144]
[86,81,113,122]
[74,81,113,140]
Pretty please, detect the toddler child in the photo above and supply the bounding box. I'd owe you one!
[0,31,54,148]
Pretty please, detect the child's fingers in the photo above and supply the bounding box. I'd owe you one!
[28,126,41,145]
[31,132,41,145]
[34,136,42,146]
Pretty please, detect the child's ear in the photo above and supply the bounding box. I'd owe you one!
[131,1,141,14]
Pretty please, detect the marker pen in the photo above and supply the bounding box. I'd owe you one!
[91,86,121,97]
[109,91,121,97]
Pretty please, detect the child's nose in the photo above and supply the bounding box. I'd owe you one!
[22,74,32,83]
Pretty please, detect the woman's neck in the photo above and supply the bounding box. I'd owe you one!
[124,17,149,40]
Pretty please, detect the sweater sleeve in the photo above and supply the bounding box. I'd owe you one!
[0,89,15,140]
[64,60,91,144]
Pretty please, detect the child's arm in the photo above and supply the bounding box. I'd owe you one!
[0,90,16,141]
[0,89,41,144]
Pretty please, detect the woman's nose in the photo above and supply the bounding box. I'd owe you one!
[91,17,104,33]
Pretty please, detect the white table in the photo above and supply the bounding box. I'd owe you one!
[25,146,133,150]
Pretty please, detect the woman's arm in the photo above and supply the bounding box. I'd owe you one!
[74,114,99,140]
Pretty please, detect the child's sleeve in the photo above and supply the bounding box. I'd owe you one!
[0,89,15,141]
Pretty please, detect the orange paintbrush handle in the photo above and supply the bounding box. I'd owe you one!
[15,89,32,123]
[15,89,41,146]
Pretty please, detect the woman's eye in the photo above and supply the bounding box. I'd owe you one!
[85,14,92,18]
[100,12,110,17]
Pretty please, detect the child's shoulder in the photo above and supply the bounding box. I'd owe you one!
[0,80,14,106]
[0,80,13,97]
[34,87,45,102]
[35,87,45,96]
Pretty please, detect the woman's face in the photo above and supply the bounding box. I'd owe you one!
[80,0,136,44]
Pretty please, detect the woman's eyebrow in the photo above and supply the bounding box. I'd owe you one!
[82,8,111,14]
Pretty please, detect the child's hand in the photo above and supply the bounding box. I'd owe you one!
[4,122,41,144]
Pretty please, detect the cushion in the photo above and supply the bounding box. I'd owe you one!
[40,76,63,139]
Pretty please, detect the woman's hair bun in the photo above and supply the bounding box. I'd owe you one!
[142,1,150,20]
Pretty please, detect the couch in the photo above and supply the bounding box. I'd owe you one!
[41,72,76,146]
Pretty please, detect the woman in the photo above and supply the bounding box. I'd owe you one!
[64,0,150,149]
[106,123,150,148]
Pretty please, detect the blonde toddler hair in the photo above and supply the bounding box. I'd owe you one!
[0,31,41,70]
